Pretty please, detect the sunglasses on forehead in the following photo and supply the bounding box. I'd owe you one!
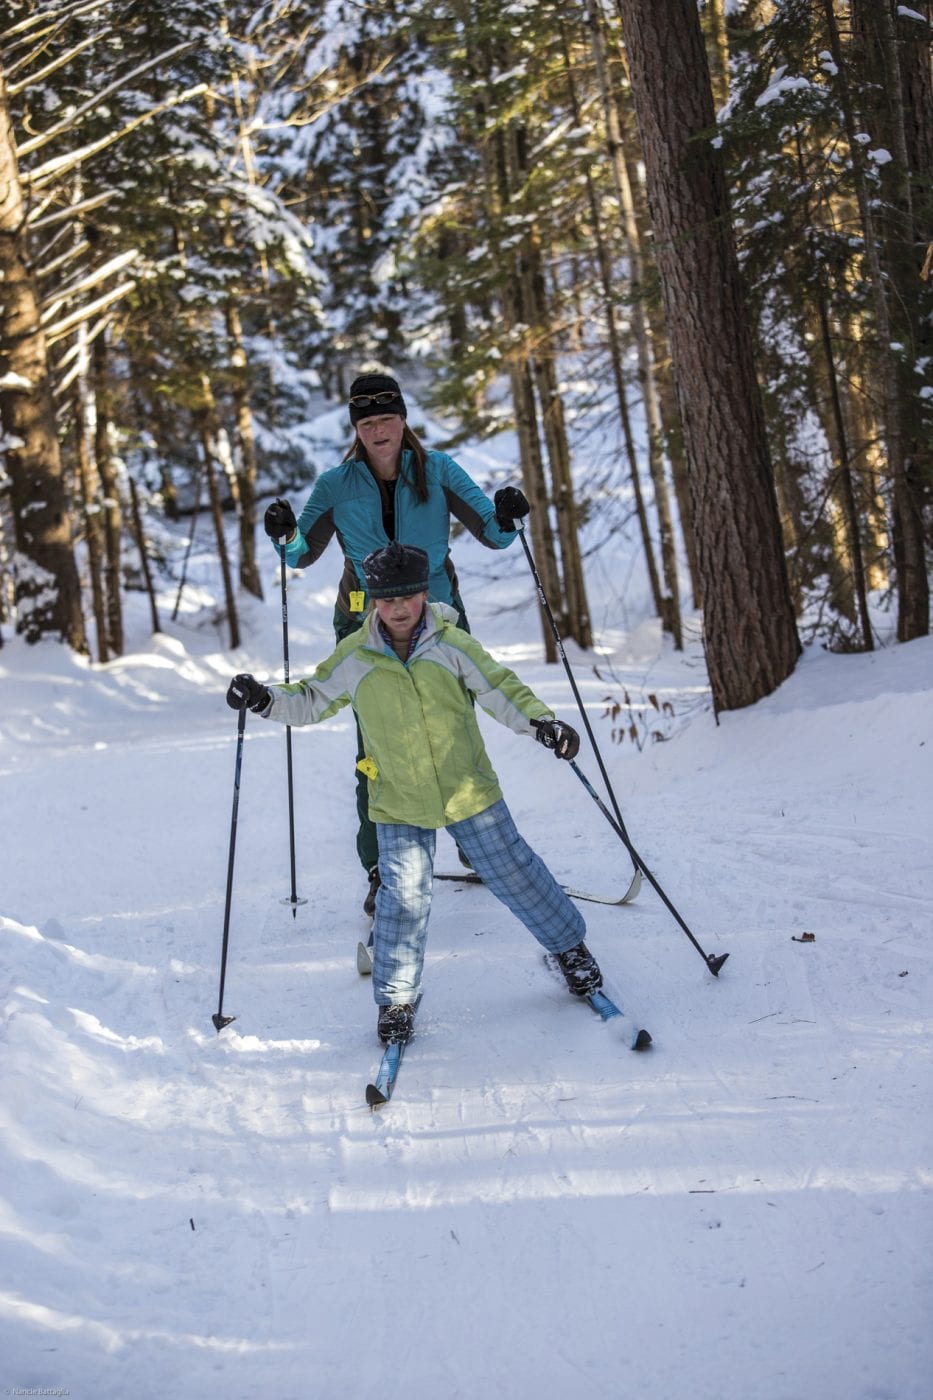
[349,391,401,408]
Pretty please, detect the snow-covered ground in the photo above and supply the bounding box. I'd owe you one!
[1,419,931,1399]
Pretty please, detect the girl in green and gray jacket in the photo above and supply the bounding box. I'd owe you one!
[226,542,603,1046]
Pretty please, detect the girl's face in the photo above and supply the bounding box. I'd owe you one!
[374,591,427,641]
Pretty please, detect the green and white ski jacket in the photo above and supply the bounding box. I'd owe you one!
[264,604,554,829]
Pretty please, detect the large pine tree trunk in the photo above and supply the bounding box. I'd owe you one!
[0,67,86,650]
[616,0,800,712]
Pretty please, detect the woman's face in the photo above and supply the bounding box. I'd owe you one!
[356,413,405,464]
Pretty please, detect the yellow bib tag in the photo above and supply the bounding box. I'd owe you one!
[356,756,378,780]
[349,590,365,613]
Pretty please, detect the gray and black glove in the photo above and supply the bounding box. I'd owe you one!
[226,673,272,715]
[264,498,297,541]
[531,717,580,761]
[494,486,530,531]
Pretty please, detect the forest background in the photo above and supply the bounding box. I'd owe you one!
[1,0,931,712]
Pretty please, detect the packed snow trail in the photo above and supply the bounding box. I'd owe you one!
[1,582,931,1399]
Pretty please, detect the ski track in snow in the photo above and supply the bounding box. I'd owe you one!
[1,560,931,1398]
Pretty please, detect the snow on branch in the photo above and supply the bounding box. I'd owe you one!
[43,280,137,344]
[7,29,113,98]
[1,0,107,50]
[39,249,140,323]
[15,39,201,159]
[23,86,208,191]
[28,189,117,231]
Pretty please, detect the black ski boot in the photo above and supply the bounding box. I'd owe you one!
[555,942,603,997]
[363,865,381,918]
[377,1003,415,1045]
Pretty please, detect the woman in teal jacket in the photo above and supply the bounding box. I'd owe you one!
[263,373,530,909]
[227,542,602,1048]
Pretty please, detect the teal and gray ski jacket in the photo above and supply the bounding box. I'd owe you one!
[263,603,554,829]
[276,449,517,620]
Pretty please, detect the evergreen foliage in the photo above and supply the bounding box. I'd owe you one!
[1,0,929,682]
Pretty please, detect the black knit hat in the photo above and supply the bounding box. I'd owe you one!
[348,373,407,426]
[362,541,429,599]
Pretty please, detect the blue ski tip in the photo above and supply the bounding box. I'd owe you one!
[366,1039,404,1107]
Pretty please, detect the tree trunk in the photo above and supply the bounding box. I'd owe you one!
[509,358,559,662]
[517,212,593,649]
[827,0,929,640]
[92,332,124,656]
[701,0,731,111]
[198,399,240,651]
[73,382,109,662]
[478,71,564,656]
[795,134,873,649]
[616,0,800,711]
[225,301,263,601]
[128,476,161,635]
[560,28,665,622]
[587,0,683,648]
[0,66,86,650]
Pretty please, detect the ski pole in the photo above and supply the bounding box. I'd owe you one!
[516,525,639,882]
[568,760,728,976]
[278,528,306,917]
[213,705,246,1031]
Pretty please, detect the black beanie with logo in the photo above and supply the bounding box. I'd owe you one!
[362,541,429,599]
[348,373,408,426]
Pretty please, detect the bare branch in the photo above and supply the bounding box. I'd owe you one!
[2,0,107,44]
[24,85,209,190]
[34,237,91,281]
[28,188,118,230]
[40,248,140,320]
[16,38,200,158]
[44,279,136,344]
[8,30,112,97]
[247,52,398,136]
[53,312,114,396]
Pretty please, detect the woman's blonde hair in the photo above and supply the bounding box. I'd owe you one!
[344,424,429,503]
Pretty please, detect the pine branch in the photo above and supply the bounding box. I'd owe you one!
[1,0,107,57]
[40,248,139,319]
[28,189,117,231]
[23,85,209,190]
[44,280,137,344]
[15,39,200,158]
[7,30,113,97]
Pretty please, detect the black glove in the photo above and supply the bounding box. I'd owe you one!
[494,486,530,531]
[532,717,580,761]
[226,673,272,714]
[264,498,297,541]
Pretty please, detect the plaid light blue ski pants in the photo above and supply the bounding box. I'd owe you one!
[371,798,586,1006]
